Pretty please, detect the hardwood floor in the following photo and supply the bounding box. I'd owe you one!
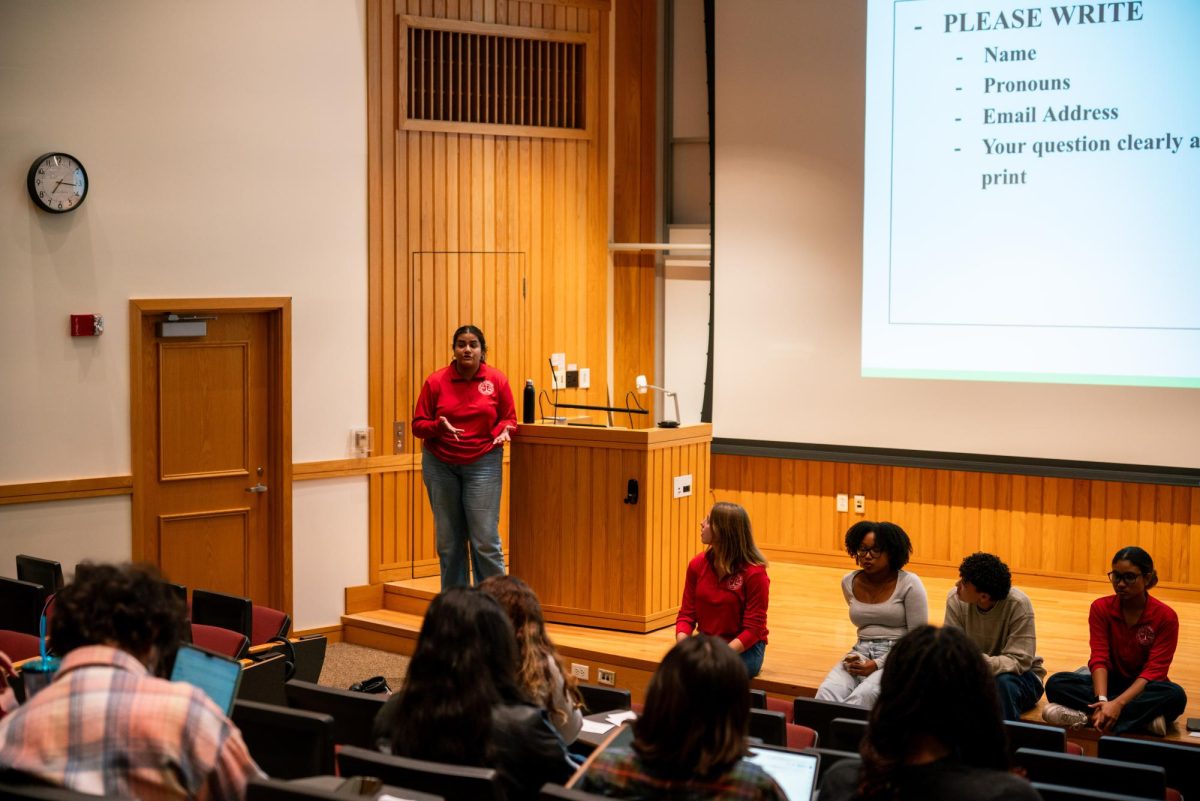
[343,560,1200,743]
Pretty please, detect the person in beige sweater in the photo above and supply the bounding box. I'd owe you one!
[944,552,1045,720]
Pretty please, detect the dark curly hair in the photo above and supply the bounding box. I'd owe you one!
[858,625,1008,800]
[958,552,1012,601]
[50,562,187,676]
[1112,546,1158,590]
[844,521,913,571]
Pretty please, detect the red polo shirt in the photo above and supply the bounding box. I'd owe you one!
[412,362,517,465]
[1088,593,1179,682]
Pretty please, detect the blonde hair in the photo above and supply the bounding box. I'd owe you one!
[478,575,581,728]
[707,501,767,578]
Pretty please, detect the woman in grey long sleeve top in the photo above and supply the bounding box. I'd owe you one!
[815,521,929,707]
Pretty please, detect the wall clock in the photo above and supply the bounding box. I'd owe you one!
[27,152,88,213]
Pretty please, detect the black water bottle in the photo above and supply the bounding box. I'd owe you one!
[522,379,535,424]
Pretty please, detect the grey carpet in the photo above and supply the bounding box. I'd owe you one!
[317,642,410,692]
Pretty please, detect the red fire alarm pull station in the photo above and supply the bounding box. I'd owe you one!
[70,314,104,337]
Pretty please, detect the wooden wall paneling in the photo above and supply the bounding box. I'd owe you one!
[370,0,609,580]
[612,0,656,427]
[712,454,1200,594]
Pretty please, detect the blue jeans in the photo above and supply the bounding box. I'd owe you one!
[741,640,766,678]
[995,671,1044,721]
[422,448,505,589]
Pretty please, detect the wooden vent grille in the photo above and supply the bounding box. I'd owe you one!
[407,27,586,130]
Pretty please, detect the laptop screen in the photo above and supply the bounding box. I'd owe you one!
[746,746,820,801]
[170,644,243,715]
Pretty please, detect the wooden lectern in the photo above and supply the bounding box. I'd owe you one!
[509,423,712,633]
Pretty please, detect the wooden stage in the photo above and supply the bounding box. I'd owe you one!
[342,561,1200,745]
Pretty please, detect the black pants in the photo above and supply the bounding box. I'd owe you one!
[1045,669,1187,734]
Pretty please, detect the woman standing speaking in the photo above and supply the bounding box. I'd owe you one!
[413,325,516,589]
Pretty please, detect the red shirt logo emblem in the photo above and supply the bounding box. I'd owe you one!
[478,380,495,396]
[724,572,744,592]
[1135,624,1156,646]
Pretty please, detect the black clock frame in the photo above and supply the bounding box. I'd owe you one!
[27,152,89,214]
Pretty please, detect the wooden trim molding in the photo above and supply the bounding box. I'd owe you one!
[0,475,133,506]
[293,455,417,481]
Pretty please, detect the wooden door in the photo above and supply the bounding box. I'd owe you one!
[403,252,526,578]
[133,305,283,607]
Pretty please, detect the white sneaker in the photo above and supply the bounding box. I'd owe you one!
[1042,703,1089,729]
[1146,715,1168,737]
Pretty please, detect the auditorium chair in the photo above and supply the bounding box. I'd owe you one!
[246,778,442,801]
[828,717,869,752]
[1003,720,1070,757]
[337,745,502,801]
[231,700,335,779]
[235,652,290,707]
[190,623,250,660]
[1015,748,1166,800]
[792,696,869,746]
[539,785,609,801]
[749,708,788,747]
[0,578,44,637]
[805,747,860,781]
[191,589,253,641]
[250,605,291,645]
[15,555,64,602]
[284,679,386,749]
[0,630,40,662]
[1098,736,1194,801]
[749,688,768,709]
[1032,785,1167,801]
[577,683,631,714]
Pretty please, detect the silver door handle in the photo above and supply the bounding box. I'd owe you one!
[246,483,268,494]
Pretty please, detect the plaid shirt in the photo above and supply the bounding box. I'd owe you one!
[580,747,787,801]
[0,645,261,801]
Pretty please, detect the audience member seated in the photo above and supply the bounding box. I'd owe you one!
[0,563,262,800]
[944,552,1045,721]
[815,522,927,707]
[1043,546,1188,737]
[819,625,1040,801]
[373,587,575,801]
[577,635,786,801]
[480,575,584,744]
[675,502,771,679]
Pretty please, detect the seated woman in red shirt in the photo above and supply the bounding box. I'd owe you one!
[675,501,770,677]
[1043,546,1188,736]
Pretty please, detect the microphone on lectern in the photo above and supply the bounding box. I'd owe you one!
[634,374,681,428]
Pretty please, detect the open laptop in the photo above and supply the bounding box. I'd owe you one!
[568,725,819,800]
[170,643,243,715]
[746,744,820,801]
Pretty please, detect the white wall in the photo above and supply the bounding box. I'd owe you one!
[0,0,370,628]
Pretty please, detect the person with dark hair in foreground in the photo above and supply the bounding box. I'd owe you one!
[579,635,785,801]
[373,587,574,800]
[480,574,584,743]
[815,521,928,707]
[819,625,1040,801]
[675,501,771,678]
[1043,546,1187,736]
[944,552,1045,720]
[0,562,261,801]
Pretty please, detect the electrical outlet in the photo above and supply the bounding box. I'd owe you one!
[854,494,866,514]
[598,669,616,686]
[571,663,589,681]
[673,474,693,498]
[836,493,849,512]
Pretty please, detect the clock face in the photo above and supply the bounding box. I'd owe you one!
[27,152,88,213]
